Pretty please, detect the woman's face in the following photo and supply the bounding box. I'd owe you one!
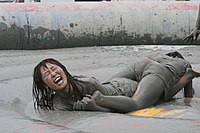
[40,62,68,91]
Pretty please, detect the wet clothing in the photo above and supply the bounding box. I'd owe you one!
[111,55,191,100]
[53,54,191,111]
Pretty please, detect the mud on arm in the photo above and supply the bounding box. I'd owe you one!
[73,95,111,112]
[184,81,194,98]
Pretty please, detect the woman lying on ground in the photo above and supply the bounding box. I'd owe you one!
[32,51,200,113]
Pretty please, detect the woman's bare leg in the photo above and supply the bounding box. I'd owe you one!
[131,75,165,109]
[93,75,165,113]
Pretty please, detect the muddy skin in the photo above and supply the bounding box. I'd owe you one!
[73,94,111,112]
[38,51,199,113]
[83,52,200,113]
[93,90,139,113]
[92,74,166,113]
[91,68,200,113]
[165,68,200,101]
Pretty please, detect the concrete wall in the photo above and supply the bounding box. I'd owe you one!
[0,1,199,50]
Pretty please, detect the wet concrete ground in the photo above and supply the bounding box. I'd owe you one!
[0,45,200,133]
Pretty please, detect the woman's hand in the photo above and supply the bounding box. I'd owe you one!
[73,95,98,111]
[73,94,111,112]
[184,28,200,44]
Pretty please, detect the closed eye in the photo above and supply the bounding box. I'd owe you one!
[51,66,57,71]
[44,71,50,77]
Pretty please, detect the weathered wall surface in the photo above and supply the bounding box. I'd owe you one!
[0,1,199,50]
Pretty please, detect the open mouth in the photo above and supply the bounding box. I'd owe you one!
[54,76,63,85]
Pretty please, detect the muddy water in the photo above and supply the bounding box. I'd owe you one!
[1,45,200,133]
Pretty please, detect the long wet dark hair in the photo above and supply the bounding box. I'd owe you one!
[32,58,83,110]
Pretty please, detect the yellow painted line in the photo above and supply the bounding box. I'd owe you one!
[129,108,163,117]
[129,108,185,117]
[129,98,200,118]
[158,109,184,117]
[184,98,200,101]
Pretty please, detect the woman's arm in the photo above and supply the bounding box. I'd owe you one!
[184,81,194,98]
[73,95,111,112]
[184,4,200,44]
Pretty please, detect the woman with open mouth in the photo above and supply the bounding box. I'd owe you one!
[32,51,200,113]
